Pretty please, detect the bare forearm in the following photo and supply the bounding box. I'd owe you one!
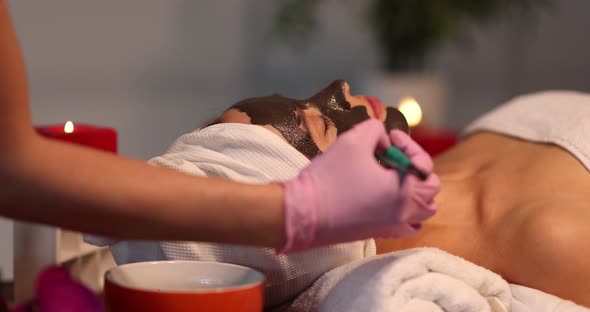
[0,1,286,248]
[0,0,33,141]
[0,135,286,247]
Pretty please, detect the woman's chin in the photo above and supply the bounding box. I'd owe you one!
[384,107,409,133]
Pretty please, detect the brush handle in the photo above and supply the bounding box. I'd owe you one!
[375,145,411,170]
[375,146,427,181]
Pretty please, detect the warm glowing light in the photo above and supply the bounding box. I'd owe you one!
[398,97,423,127]
[64,121,74,133]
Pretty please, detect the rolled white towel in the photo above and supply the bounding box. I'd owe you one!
[283,248,512,312]
[510,284,590,312]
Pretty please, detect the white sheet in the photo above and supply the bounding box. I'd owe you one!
[464,90,590,172]
[510,284,589,312]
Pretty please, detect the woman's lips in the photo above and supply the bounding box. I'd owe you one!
[365,96,384,120]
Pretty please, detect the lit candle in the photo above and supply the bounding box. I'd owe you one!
[398,97,423,128]
[398,98,457,157]
[35,121,117,153]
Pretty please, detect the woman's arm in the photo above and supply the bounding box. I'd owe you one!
[504,206,590,307]
[0,0,32,144]
[2,139,286,246]
[0,0,285,247]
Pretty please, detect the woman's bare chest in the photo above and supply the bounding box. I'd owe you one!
[483,142,590,215]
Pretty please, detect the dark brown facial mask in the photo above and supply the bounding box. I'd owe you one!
[229,80,409,159]
[229,95,321,158]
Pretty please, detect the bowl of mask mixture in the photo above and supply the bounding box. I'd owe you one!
[104,261,265,312]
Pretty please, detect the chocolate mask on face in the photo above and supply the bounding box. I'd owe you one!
[229,80,409,159]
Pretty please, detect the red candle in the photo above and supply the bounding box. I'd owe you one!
[410,126,458,157]
[396,97,457,157]
[35,121,117,153]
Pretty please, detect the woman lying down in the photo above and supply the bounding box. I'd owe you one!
[86,80,590,309]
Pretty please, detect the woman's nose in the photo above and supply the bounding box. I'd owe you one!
[342,83,367,108]
[343,85,381,119]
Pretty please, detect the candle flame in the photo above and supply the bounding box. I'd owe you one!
[397,97,422,127]
[64,121,74,133]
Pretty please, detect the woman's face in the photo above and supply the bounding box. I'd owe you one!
[216,80,409,159]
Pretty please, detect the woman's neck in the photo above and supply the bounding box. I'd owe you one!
[429,133,498,224]
[378,140,492,255]
[375,173,483,260]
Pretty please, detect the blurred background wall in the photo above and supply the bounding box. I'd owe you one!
[2,0,589,280]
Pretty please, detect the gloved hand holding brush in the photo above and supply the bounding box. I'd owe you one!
[280,119,440,253]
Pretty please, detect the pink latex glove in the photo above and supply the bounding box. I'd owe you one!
[379,129,440,233]
[279,119,440,253]
[11,266,103,312]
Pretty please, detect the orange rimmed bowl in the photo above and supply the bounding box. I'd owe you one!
[104,261,265,312]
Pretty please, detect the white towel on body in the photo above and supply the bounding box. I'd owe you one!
[281,248,511,312]
[510,284,589,312]
[464,90,590,172]
[84,123,376,308]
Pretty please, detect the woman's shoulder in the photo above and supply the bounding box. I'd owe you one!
[493,199,590,305]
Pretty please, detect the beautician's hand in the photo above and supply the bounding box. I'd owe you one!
[381,129,440,233]
[279,119,440,253]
